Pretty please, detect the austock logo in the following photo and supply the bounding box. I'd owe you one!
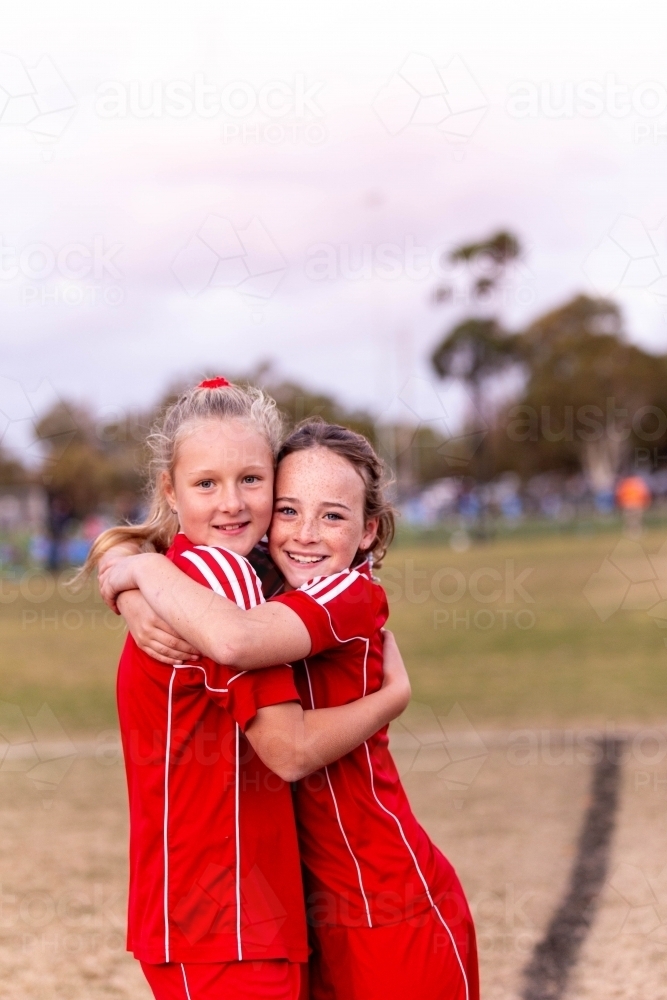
[373,53,488,145]
[378,375,487,471]
[0,53,76,154]
[0,701,76,806]
[390,701,488,792]
[602,863,667,942]
[171,215,287,302]
[583,214,667,302]
[173,863,286,945]
[0,375,78,482]
[583,538,667,632]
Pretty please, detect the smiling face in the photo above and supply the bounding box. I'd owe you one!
[164,418,274,556]
[268,446,378,590]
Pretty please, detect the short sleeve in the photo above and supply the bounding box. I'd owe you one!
[271,572,381,657]
[271,590,337,656]
[226,665,301,732]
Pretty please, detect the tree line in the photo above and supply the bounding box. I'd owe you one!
[3,229,667,529]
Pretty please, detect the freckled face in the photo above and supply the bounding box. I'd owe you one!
[164,418,274,556]
[268,447,378,589]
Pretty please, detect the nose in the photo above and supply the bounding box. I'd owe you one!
[292,514,320,545]
[217,482,244,516]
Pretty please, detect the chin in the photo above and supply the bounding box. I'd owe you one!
[281,562,336,589]
[206,530,256,556]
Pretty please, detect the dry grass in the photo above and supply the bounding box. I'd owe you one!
[0,757,150,1000]
[0,738,594,1000]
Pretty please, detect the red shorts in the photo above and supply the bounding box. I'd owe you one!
[141,959,301,1000]
[305,906,479,1000]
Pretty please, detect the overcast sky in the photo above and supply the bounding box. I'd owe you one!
[3,0,667,455]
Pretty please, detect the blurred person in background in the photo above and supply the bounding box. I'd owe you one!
[616,475,651,538]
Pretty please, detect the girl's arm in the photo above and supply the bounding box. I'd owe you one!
[117,591,202,665]
[100,552,312,667]
[244,631,411,781]
[100,544,201,665]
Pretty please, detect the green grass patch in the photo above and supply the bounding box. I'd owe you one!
[381,528,667,725]
[1,528,667,734]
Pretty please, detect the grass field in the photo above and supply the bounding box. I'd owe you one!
[1,529,667,998]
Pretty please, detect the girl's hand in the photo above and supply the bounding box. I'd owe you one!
[380,629,411,714]
[98,554,143,613]
[98,541,142,578]
[117,590,201,665]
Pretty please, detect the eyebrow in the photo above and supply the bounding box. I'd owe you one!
[275,496,352,512]
[190,465,267,476]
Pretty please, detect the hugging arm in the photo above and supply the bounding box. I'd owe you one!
[100,552,312,667]
[99,548,412,780]
[244,631,410,781]
[100,545,201,665]
[117,590,202,664]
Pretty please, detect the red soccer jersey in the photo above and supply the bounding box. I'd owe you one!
[272,562,463,930]
[117,532,307,965]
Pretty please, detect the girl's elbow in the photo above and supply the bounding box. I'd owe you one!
[268,745,310,782]
[209,632,244,666]
[268,757,303,783]
[278,764,303,783]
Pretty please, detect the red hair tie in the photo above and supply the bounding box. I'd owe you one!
[198,376,230,389]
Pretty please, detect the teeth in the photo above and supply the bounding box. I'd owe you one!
[288,553,325,564]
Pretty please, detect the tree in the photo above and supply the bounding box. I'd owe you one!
[0,449,26,486]
[431,317,520,409]
[430,230,524,483]
[502,295,667,488]
[35,400,146,568]
[435,229,522,302]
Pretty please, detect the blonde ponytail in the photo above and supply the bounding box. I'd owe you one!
[70,378,283,587]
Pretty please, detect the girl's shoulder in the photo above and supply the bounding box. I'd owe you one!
[168,533,264,610]
[273,562,388,653]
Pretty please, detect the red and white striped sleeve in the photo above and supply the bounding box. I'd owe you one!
[171,539,299,728]
[173,543,264,610]
[271,569,380,654]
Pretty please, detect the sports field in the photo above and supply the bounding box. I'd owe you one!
[1,528,666,998]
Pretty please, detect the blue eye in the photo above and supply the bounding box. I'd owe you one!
[243,475,260,484]
[199,480,214,489]
[324,512,343,520]
[277,506,297,516]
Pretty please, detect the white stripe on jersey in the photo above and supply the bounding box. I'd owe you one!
[362,742,469,1000]
[172,663,230,694]
[194,546,246,607]
[306,592,370,696]
[226,548,264,607]
[172,542,259,964]
[303,661,372,927]
[196,544,265,608]
[181,551,226,596]
[302,571,348,598]
[163,668,176,962]
[316,571,360,606]
[234,723,242,960]
[180,965,193,1000]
